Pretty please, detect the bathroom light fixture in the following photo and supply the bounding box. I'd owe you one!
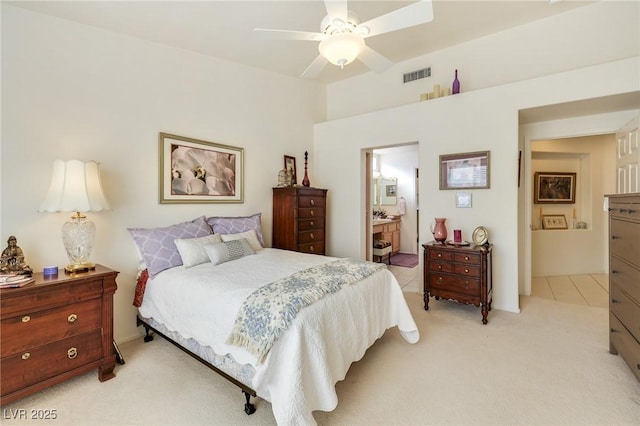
[39,160,110,273]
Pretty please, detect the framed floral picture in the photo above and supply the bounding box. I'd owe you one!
[159,132,244,203]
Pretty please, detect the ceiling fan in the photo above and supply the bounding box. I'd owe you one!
[254,0,434,79]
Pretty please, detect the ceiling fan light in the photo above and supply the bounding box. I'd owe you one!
[319,32,364,68]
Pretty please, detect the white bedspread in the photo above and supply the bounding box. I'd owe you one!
[139,248,419,425]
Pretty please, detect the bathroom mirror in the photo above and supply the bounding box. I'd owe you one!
[380,177,397,206]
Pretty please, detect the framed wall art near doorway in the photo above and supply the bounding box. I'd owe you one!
[534,172,576,204]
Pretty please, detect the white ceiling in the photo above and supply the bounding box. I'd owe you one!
[9,0,597,84]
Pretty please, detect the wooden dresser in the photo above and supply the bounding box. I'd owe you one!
[1,265,118,404]
[273,186,328,255]
[607,193,640,381]
[423,242,493,324]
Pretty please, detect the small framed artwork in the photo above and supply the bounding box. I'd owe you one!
[284,155,297,185]
[386,184,397,197]
[440,151,490,190]
[159,132,244,204]
[456,192,472,208]
[542,214,568,230]
[534,172,576,204]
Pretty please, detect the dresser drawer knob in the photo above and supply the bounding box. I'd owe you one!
[21,352,30,360]
[67,347,78,359]
[437,277,443,283]
[310,199,315,206]
[67,314,78,323]
[437,265,442,270]
[464,256,469,261]
[310,210,315,216]
[309,245,315,252]
[464,281,470,289]
[310,221,314,227]
[464,269,469,273]
[437,253,442,258]
[22,315,31,323]
[310,233,315,240]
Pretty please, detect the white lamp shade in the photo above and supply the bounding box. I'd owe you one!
[319,32,365,67]
[39,160,110,213]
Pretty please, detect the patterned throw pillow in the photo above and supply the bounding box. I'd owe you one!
[221,229,262,252]
[205,239,255,266]
[175,234,223,268]
[206,213,264,247]
[128,216,212,277]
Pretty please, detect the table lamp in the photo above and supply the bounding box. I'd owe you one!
[39,160,110,273]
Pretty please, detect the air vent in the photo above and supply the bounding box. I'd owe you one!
[403,67,431,84]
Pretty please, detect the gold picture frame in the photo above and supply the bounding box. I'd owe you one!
[542,214,568,230]
[159,132,244,204]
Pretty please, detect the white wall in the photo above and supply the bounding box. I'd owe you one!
[531,135,616,276]
[314,58,640,315]
[325,0,639,120]
[0,5,325,343]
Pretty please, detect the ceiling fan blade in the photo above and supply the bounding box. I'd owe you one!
[254,28,324,41]
[358,45,393,73]
[324,0,348,22]
[300,55,329,79]
[359,0,433,38]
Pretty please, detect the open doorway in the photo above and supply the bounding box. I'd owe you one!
[366,143,419,263]
[520,95,639,306]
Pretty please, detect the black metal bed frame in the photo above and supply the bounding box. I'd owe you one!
[136,315,257,415]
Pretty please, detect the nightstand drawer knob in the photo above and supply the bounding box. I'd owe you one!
[464,269,469,273]
[21,352,30,360]
[310,210,315,216]
[437,277,443,283]
[310,233,315,240]
[67,314,78,323]
[22,315,30,323]
[437,253,442,258]
[437,265,442,270]
[464,256,469,261]
[310,199,315,206]
[67,347,78,359]
[309,245,315,252]
[310,221,314,227]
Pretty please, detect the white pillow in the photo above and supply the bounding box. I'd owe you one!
[174,234,223,268]
[221,229,263,252]
[205,239,255,266]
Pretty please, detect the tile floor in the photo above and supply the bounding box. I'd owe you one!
[389,263,421,293]
[389,262,609,309]
[531,274,609,307]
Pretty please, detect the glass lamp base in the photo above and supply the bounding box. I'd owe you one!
[62,213,96,273]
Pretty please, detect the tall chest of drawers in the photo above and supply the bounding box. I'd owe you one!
[1,265,118,404]
[607,193,640,381]
[273,187,328,255]
[423,242,493,324]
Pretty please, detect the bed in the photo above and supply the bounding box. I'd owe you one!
[129,214,419,425]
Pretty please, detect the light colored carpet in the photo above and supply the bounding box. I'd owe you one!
[3,293,639,425]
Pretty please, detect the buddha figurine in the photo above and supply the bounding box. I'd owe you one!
[1,235,32,275]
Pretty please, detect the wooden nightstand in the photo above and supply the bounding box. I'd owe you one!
[0,265,118,405]
[423,242,493,324]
